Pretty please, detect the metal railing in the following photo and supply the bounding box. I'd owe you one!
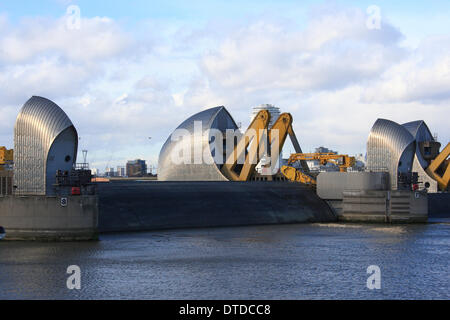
[74,163,89,170]
[364,167,389,172]
[0,172,13,195]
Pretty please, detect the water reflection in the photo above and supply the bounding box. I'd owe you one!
[0,223,448,299]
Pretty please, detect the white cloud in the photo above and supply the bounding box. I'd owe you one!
[172,92,185,107]
[363,35,450,103]
[114,93,129,105]
[0,16,132,64]
[0,56,95,104]
[188,6,449,155]
[79,94,93,107]
[200,8,405,93]
[0,15,133,106]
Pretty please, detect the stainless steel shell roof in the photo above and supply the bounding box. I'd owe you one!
[366,119,415,190]
[158,106,238,181]
[13,96,78,195]
[403,120,433,141]
[403,120,434,168]
[403,120,438,192]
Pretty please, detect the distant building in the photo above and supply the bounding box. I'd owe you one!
[91,168,99,176]
[251,104,281,174]
[251,104,281,129]
[147,164,156,176]
[315,146,337,154]
[126,159,147,177]
[105,167,116,177]
[352,153,366,171]
[117,166,126,177]
[306,146,339,172]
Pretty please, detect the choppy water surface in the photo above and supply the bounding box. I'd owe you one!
[0,223,449,299]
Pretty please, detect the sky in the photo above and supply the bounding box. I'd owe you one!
[0,0,449,172]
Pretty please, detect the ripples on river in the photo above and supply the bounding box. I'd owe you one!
[0,223,449,299]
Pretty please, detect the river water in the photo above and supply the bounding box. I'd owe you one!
[0,223,449,300]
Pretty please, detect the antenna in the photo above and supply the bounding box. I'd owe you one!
[82,150,88,164]
[433,132,438,142]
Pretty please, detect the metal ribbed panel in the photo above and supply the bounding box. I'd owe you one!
[13,96,78,195]
[158,106,238,181]
[403,120,433,143]
[402,120,438,192]
[367,119,415,190]
[403,120,434,168]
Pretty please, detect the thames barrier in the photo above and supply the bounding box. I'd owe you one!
[0,96,449,240]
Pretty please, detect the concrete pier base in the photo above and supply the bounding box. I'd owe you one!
[97,181,337,232]
[317,171,429,223]
[428,193,450,219]
[328,190,428,223]
[0,195,98,241]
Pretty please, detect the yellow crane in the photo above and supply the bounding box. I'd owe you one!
[280,165,317,186]
[426,142,450,191]
[0,147,13,171]
[221,110,449,190]
[286,153,355,172]
[221,110,308,181]
[280,153,356,185]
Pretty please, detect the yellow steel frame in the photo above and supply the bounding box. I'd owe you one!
[221,110,270,181]
[221,110,300,181]
[280,165,316,186]
[426,142,450,191]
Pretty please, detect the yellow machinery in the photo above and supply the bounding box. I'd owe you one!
[186,107,450,191]
[280,153,356,185]
[0,147,13,171]
[221,110,270,181]
[280,165,317,186]
[286,153,355,172]
[221,110,308,181]
[426,142,450,191]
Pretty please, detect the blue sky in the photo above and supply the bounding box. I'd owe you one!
[2,0,449,43]
[0,0,449,171]
[1,0,448,18]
